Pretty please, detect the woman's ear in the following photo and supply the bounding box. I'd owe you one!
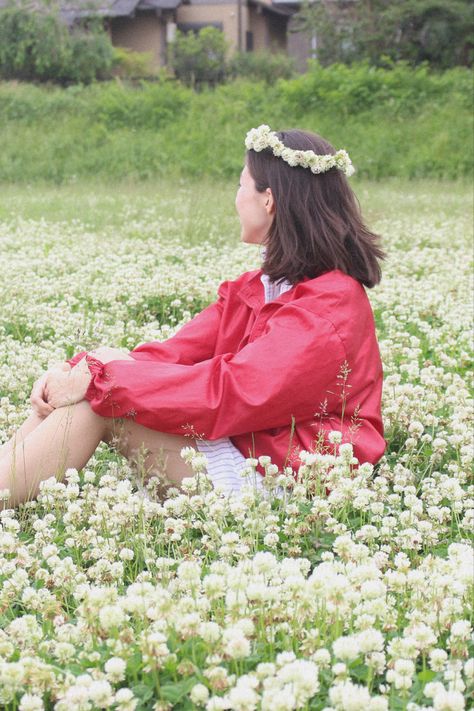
[264,188,275,215]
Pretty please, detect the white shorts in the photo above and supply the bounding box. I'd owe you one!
[196,437,267,497]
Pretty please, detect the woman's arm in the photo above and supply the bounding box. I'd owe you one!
[83,303,347,439]
[66,281,230,369]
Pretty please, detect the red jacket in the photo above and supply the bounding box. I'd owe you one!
[71,269,385,469]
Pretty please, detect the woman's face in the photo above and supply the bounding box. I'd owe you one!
[235,164,274,244]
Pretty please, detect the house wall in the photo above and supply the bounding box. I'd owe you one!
[287,15,313,72]
[247,4,287,52]
[247,5,267,51]
[111,12,166,66]
[176,2,242,51]
[265,11,286,50]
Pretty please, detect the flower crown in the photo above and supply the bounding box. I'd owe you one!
[245,124,355,177]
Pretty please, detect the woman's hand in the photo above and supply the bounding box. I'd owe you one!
[44,360,92,410]
[30,349,133,414]
[30,362,71,417]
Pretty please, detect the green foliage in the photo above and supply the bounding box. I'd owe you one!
[0,4,70,82]
[112,46,159,80]
[293,0,473,69]
[0,2,114,84]
[228,50,296,84]
[87,79,192,130]
[168,27,228,88]
[278,60,473,116]
[0,62,472,182]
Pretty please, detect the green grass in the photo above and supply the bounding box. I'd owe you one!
[0,64,472,183]
[0,177,471,234]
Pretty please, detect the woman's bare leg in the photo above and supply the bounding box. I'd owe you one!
[0,401,197,508]
[109,419,196,495]
[0,411,46,460]
[0,401,110,508]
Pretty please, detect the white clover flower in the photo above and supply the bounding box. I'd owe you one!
[99,604,125,630]
[115,688,138,711]
[263,532,279,547]
[433,688,465,711]
[256,662,276,679]
[199,621,221,644]
[429,649,448,672]
[104,656,127,682]
[206,697,229,711]
[88,679,114,706]
[332,662,347,677]
[333,635,360,661]
[227,682,259,711]
[312,648,331,667]
[357,628,384,653]
[276,651,297,667]
[394,659,415,677]
[339,443,354,461]
[261,686,297,711]
[464,658,474,679]
[190,683,210,705]
[276,659,320,701]
[449,620,471,640]
[329,680,371,711]
[222,627,251,659]
[19,695,44,711]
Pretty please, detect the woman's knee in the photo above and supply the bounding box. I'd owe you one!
[53,400,110,440]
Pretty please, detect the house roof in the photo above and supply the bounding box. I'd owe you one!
[0,0,289,21]
[0,0,180,23]
[60,0,180,20]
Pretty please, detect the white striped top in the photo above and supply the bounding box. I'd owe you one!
[196,272,293,497]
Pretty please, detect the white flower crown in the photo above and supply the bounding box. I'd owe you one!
[245,124,355,177]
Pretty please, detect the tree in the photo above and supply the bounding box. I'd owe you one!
[0,0,114,83]
[292,0,473,68]
[168,27,228,88]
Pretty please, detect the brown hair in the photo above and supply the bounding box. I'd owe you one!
[246,129,385,287]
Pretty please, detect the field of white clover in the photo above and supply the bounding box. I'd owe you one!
[0,180,472,711]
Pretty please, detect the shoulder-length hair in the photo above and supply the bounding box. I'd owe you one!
[246,129,385,287]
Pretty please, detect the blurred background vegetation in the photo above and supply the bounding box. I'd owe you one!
[0,0,472,183]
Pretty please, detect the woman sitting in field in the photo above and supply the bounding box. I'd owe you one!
[0,126,385,506]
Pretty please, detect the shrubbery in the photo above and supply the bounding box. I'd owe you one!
[0,62,472,182]
[0,4,113,84]
[228,50,295,84]
[168,27,228,88]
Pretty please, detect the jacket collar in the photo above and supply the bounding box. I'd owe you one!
[237,271,265,310]
[237,270,300,311]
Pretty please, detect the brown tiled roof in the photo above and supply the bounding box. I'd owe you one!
[0,0,180,22]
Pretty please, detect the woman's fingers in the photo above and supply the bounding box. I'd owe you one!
[44,367,92,410]
[30,375,54,417]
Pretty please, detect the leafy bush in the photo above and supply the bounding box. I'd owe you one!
[278,60,473,117]
[168,27,228,88]
[228,51,295,84]
[0,62,471,182]
[112,47,159,80]
[0,3,114,84]
[89,79,192,130]
[293,0,473,69]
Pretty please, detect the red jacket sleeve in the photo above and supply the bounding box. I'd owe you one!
[130,283,227,365]
[67,281,228,369]
[84,302,347,440]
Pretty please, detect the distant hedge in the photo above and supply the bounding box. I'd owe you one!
[0,62,472,182]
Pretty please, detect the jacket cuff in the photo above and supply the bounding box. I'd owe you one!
[67,350,88,368]
[84,354,107,404]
